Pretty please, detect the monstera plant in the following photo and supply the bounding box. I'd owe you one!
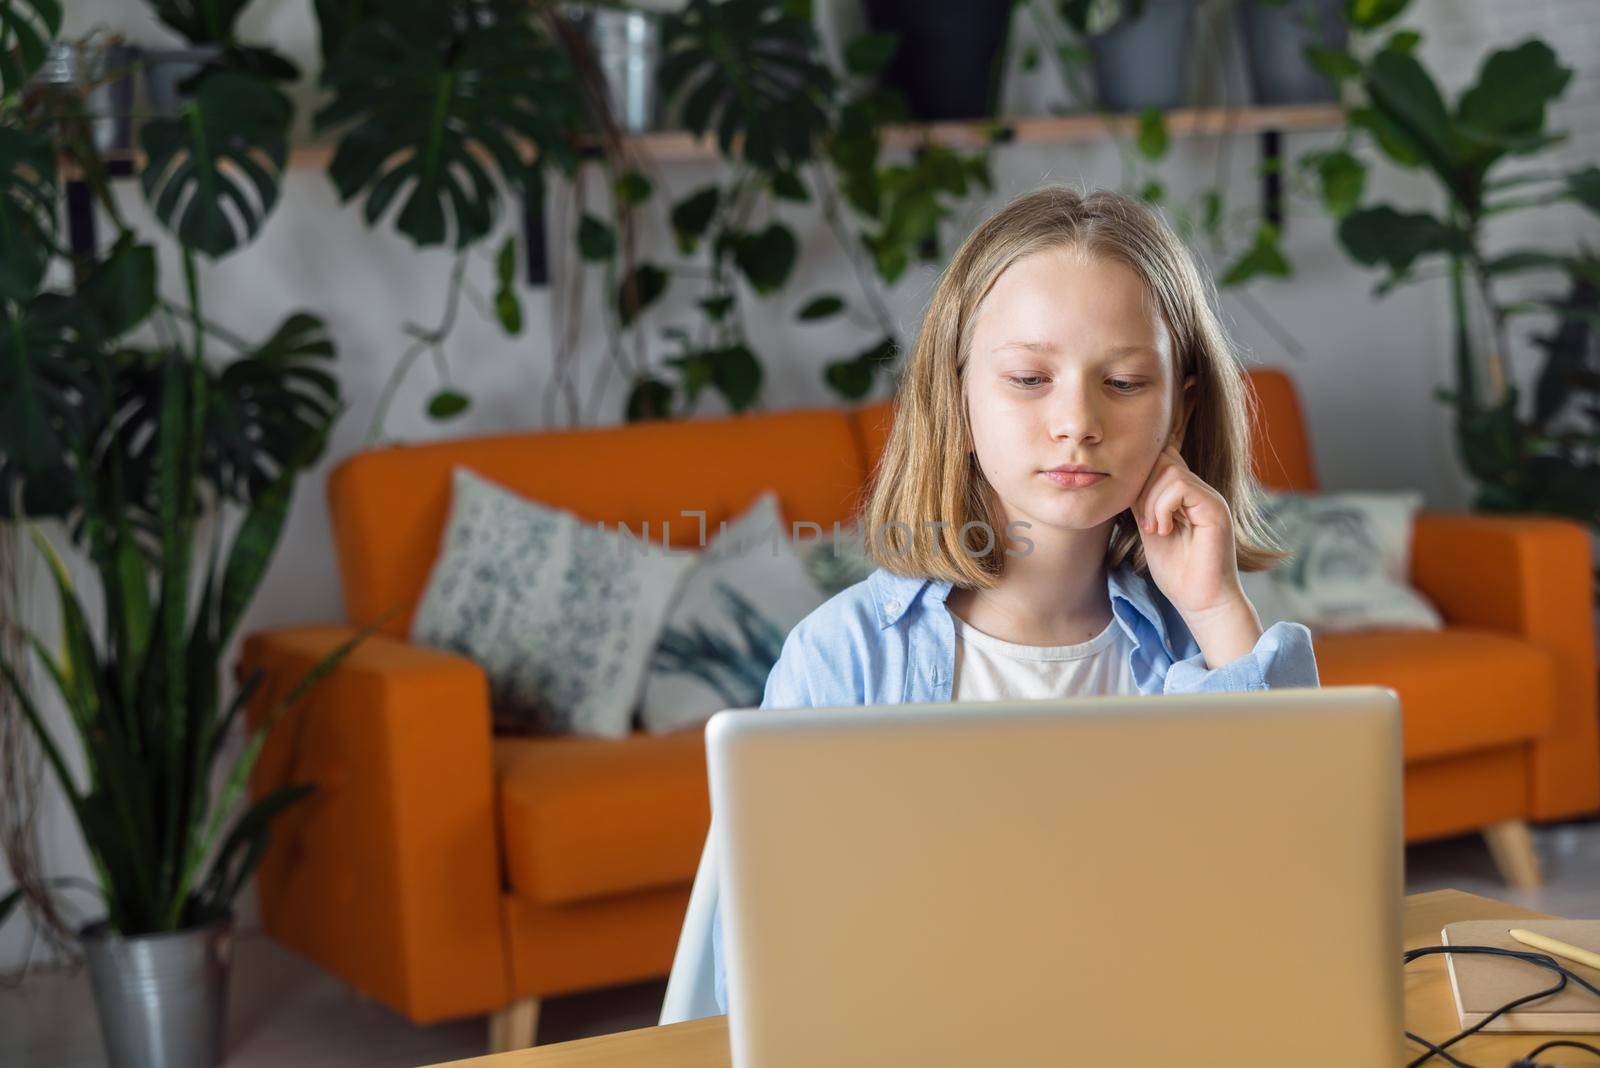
[314,0,580,437]
[0,6,367,1064]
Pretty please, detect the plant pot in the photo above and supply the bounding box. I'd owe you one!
[1238,0,1348,105]
[81,913,233,1068]
[589,9,664,133]
[861,0,1014,120]
[140,45,226,117]
[1088,0,1194,113]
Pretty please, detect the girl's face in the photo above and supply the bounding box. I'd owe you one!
[964,247,1194,537]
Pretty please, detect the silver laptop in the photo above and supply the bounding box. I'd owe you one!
[706,686,1404,1067]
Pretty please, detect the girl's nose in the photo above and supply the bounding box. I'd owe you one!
[1047,382,1104,444]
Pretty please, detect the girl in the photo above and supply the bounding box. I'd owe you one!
[687,183,1320,1019]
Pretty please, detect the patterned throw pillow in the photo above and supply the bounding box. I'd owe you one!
[1241,490,1443,635]
[637,493,830,734]
[410,467,697,738]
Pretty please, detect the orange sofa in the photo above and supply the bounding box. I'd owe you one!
[241,367,1599,1048]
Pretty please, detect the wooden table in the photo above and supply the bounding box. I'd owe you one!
[437,890,1598,1067]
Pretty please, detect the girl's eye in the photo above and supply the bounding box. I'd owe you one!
[1006,376,1145,392]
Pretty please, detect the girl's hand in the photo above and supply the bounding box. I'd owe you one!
[1130,444,1246,619]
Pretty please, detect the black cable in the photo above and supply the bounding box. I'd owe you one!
[1521,1038,1600,1062]
[1405,1029,1478,1068]
[1403,944,1600,1068]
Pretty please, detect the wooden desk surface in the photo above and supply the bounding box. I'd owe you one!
[438,890,1597,1067]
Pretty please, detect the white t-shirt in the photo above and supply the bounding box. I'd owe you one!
[951,612,1141,701]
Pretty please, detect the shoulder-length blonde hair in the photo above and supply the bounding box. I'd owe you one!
[860,183,1288,589]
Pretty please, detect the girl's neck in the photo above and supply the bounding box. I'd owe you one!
[945,518,1117,647]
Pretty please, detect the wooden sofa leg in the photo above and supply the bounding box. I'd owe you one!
[1483,820,1542,890]
[488,997,541,1053]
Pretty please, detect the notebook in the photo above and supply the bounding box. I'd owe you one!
[1442,920,1600,1032]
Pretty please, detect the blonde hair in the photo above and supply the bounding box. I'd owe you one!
[860,183,1288,589]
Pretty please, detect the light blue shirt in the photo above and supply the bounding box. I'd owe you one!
[711,563,1320,1013]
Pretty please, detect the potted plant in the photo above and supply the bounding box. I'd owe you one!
[859,0,1018,120]
[1238,0,1348,105]
[0,305,369,1065]
[0,6,372,1066]
[1315,28,1600,561]
[311,0,580,440]
[1061,0,1194,113]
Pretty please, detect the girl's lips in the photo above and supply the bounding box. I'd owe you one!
[1042,470,1107,488]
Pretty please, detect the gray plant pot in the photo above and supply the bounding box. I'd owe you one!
[1239,0,1348,105]
[81,914,233,1068]
[1088,0,1194,113]
[140,45,226,118]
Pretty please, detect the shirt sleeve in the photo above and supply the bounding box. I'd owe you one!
[1162,619,1320,694]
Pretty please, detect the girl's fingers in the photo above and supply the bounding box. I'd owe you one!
[1151,480,1188,536]
[1140,463,1182,532]
[1135,453,1176,525]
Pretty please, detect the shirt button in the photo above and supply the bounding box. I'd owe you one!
[885,600,901,613]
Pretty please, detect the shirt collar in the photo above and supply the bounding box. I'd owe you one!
[867,568,948,629]
[867,562,1176,655]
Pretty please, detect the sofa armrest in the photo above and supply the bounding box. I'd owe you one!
[240,624,509,1023]
[1410,512,1599,820]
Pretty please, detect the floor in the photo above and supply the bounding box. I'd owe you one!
[4,820,1599,1068]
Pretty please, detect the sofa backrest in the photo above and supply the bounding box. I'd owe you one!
[329,408,881,635]
[1246,368,1318,494]
[328,369,1316,635]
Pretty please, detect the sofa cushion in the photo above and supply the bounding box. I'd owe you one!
[1314,628,1555,762]
[639,492,828,735]
[495,730,710,906]
[413,468,696,738]
[1242,490,1444,635]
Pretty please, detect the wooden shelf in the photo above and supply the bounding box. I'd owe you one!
[649,103,1346,161]
[61,103,1343,278]
[69,103,1345,177]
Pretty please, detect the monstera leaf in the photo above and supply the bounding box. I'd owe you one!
[0,124,58,301]
[205,313,342,500]
[147,0,254,43]
[113,313,342,518]
[140,71,292,258]
[0,0,62,99]
[314,0,578,248]
[0,238,156,519]
[659,0,834,171]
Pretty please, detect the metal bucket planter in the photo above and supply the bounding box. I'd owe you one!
[81,914,233,1068]
[1088,0,1194,113]
[1239,0,1348,104]
[589,8,664,133]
